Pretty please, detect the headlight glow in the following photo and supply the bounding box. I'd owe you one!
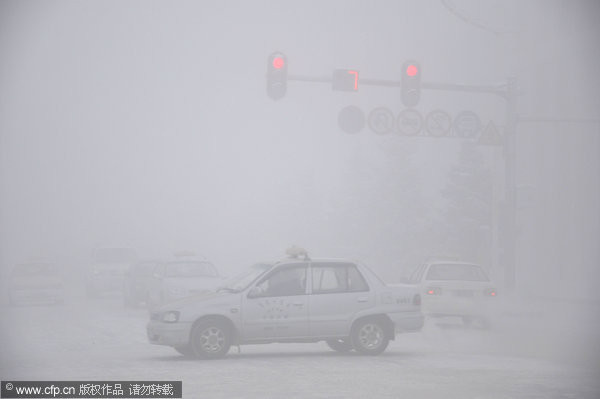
[162,311,180,323]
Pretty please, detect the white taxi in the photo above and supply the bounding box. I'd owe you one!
[407,260,497,327]
[147,249,423,358]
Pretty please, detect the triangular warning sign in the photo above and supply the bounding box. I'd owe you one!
[478,121,503,146]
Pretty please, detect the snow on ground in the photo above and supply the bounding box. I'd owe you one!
[0,294,598,399]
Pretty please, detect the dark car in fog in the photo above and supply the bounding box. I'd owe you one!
[86,247,137,297]
[123,260,161,307]
[9,262,64,306]
[146,258,223,309]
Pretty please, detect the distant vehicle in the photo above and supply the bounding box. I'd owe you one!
[147,249,423,358]
[406,260,497,327]
[9,262,64,306]
[86,247,137,298]
[123,260,161,307]
[146,258,222,309]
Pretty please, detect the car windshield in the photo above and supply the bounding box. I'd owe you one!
[426,263,489,282]
[93,248,137,263]
[133,262,159,275]
[13,263,58,277]
[164,261,218,278]
[218,263,273,292]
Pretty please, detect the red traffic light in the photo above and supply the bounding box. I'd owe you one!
[272,57,285,69]
[267,52,288,100]
[406,64,418,77]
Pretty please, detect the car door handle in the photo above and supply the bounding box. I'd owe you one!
[357,297,369,303]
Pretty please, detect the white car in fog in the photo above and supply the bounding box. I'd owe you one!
[147,251,424,358]
[9,262,64,306]
[406,260,497,327]
[146,259,223,309]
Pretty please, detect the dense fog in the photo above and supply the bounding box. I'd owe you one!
[1,1,599,398]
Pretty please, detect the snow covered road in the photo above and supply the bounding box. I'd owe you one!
[1,296,598,399]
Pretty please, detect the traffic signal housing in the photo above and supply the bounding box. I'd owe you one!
[401,60,421,107]
[266,52,288,100]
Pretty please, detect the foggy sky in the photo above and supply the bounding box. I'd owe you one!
[1,0,599,287]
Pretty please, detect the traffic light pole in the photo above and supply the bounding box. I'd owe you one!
[285,71,520,291]
[503,77,519,291]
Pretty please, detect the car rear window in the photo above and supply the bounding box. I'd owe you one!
[425,264,489,282]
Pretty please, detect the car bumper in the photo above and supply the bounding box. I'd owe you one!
[423,297,492,318]
[146,321,192,347]
[390,311,425,332]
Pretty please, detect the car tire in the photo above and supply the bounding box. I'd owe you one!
[174,345,194,357]
[190,320,231,359]
[351,319,390,356]
[326,338,353,353]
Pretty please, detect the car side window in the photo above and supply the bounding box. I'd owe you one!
[312,266,345,294]
[347,265,369,292]
[312,263,369,294]
[254,264,307,297]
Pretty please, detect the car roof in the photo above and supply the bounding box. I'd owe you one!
[427,260,481,267]
[275,257,359,265]
[164,258,212,262]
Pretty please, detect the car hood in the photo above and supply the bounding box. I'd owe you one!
[11,275,63,289]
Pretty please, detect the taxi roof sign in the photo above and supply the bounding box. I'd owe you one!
[285,246,309,259]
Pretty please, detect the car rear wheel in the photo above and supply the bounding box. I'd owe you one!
[351,319,389,355]
[326,338,353,352]
[190,320,231,359]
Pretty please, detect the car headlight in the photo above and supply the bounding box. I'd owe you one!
[162,311,180,323]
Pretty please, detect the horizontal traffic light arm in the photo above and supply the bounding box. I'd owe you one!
[287,74,508,98]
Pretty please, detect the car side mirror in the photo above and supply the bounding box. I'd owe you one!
[247,286,262,299]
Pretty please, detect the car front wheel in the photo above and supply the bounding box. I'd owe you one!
[190,320,231,359]
[351,319,390,355]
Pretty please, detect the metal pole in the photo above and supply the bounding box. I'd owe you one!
[503,77,519,291]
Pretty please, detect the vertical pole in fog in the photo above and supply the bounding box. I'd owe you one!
[503,77,519,291]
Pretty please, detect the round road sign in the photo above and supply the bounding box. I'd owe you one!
[396,109,423,136]
[368,107,395,135]
[338,105,365,134]
[425,109,452,137]
[453,110,482,138]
